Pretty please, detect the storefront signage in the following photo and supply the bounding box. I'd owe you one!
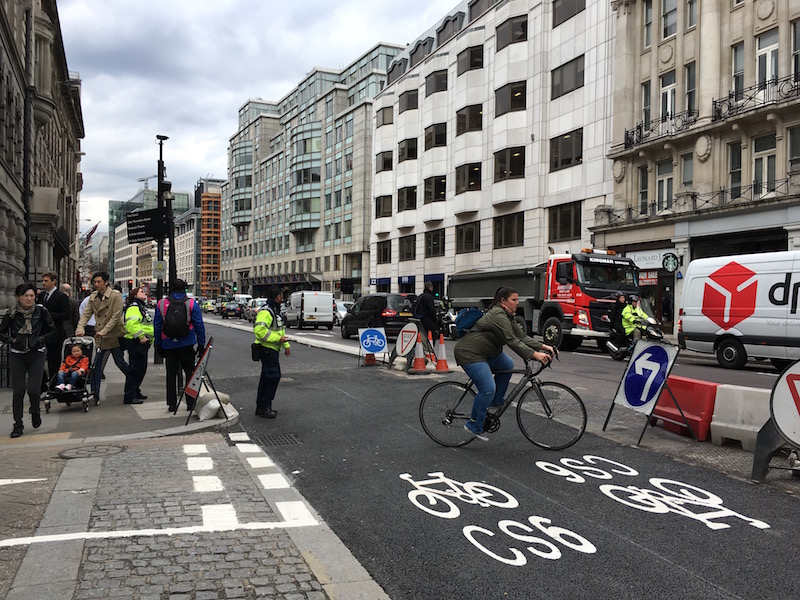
[627,249,676,270]
[639,270,659,286]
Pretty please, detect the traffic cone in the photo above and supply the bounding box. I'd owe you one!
[363,352,377,366]
[408,333,429,374]
[435,333,452,373]
[425,330,437,363]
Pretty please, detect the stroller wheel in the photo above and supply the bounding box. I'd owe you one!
[44,401,50,413]
[65,401,72,407]
[84,402,89,413]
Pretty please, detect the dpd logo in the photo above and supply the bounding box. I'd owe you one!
[702,261,758,329]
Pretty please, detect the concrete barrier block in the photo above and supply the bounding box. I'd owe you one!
[710,384,771,452]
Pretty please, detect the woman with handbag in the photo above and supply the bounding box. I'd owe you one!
[123,286,154,405]
[0,282,56,438]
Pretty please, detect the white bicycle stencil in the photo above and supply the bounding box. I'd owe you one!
[599,478,770,530]
[363,334,385,348]
[400,472,519,519]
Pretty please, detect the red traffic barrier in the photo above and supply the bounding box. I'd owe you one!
[649,375,719,441]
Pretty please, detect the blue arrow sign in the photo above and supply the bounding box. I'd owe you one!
[623,343,671,409]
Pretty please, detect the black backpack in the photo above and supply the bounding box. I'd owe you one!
[160,298,193,339]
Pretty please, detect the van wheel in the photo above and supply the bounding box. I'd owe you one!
[542,317,563,348]
[717,338,747,369]
[327,323,334,331]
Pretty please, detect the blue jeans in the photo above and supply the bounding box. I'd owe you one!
[92,346,130,397]
[57,370,81,386]
[461,352,514,433]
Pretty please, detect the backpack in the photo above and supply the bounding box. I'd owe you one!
[453,307,484,339]
[159,298,194,339]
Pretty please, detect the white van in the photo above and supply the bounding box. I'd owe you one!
[234,293,253,306]
[678,250,800,370]
[285,291,334,330]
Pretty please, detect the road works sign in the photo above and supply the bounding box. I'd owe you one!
[613,340,679,414]
[395,323,419,357]
[771,360,800,446]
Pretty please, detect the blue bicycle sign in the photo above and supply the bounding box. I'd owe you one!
[359,328,387,354]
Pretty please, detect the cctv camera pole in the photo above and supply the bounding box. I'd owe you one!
[154,134,169,364]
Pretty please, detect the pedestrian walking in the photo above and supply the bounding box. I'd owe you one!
[0,283,56,438]
[37,271,70,391]
[60,282,80,338]
[123,286,154,405]
[75,271,130,404]
[253,285,290,418]
[78,292,96,337]
[154,279,205,412]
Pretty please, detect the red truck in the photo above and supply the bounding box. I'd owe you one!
[447,249,640,350]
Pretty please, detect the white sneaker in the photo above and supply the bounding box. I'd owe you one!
[56,383,65,391]
[65,384,72,391]
[464,424,489,442]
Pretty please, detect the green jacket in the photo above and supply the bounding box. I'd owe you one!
[254,306,289,351]
[453,305,542,365]
[124,302,154,341]
[621,304,648,335]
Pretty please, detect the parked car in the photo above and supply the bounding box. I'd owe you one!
[245,298,269,322]
[340,293,417,339]
[221,302,243,319]
[333,300,353,326]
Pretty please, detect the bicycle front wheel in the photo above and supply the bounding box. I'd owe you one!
[517,382,587,450]
[420,382,476,447]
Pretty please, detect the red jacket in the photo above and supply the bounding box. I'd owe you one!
[59,355,89,373]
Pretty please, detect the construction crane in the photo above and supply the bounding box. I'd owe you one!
[137,174,158,189]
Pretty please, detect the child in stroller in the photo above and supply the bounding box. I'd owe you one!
[56,344,89,391]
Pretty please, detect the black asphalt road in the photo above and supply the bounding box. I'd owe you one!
[206,319,800,600]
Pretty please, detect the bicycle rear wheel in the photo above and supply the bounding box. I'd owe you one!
[516,382,587,450]
[419,382,476,447]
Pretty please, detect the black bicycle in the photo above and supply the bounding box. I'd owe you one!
[419,354,587,450]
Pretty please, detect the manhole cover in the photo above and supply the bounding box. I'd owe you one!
[251,433,302,448]
[58,444,127,459]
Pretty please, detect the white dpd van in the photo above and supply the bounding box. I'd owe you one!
[285,291,334,330]
[678,250,800,370]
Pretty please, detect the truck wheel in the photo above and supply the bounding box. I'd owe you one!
[542,317,563,348]
[561,336,582,351]
[513,315,527,334]
[717,338,747,369]
[596,339,608,353]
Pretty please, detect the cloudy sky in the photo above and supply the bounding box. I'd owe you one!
[59,0,459,235]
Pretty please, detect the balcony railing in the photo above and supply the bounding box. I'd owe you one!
[712,74,800,122]
[596,177,793,228]
[624,109,699,149]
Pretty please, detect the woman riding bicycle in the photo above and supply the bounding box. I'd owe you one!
[454,287,554,442]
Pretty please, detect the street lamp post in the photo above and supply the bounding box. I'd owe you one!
[155,134,169,364]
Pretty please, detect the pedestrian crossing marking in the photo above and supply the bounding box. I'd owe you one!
[202,504,238,529]
[236,443,262,453]
[247,456,274,468]
[193,475,223,492]
[183,444,208,454]
[186,456,213,471]
[276,501,314,523]
[258,473,290,489]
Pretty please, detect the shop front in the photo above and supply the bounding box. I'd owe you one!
[398,275,415,294]
[370,277,391,293]
[626,248,679,335]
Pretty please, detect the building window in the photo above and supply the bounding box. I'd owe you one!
[757,29,779,93]
[639,165,649,213]
[424,123,447,150]
[548,202,581,242]
[398,138,418,163]
[457,45,483,76]
[685,62,696,113]
[553,0,585,28]
[376,107,393,127]
[455,163,482,194]
[496,81,526,116]
[469,0,500,22]
[496,15,527,51]
[552,55,585,99]
[399,89,419,113]
[425,70,448,96]
[729,141,742,199]
[493,212,524,249]
[642,81,651,129]
[376,195,392,218]
[424,176,447,203]
[793,20,800,82]
[644,0,652,48]
[398,235,416,261]
[732,42,744,101]
[377,240,391,264]
[376,151,392,173]
[494,147,525,182]
[662,0,677,38]
[660,70,676,121]
[687,0,697,28]
[790,126,800,167]
[456,221,481,254]
[398,186,417,212]
[425,229,445,258]
[456,104,483,135]
[681,153,693,186]
[550,129,583,172]
[656,160,673,211]
[753,133,777,197]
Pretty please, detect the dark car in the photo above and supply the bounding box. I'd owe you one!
[340,293,417,339]
[221,302,242,319]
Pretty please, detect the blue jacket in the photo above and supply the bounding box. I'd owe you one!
[154,293,206,350]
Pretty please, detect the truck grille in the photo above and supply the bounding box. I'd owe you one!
[589,302,611,332]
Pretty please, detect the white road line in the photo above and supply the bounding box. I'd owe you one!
[258,473,290,489]
[229,432,250,442]
[276,501,314,523]
[193,475,223,492]
[202,504,239,529]
[236,443,262,454]
[0,479,46,486]
[183,444,208,454]
[247,456,274,468]
[186,456,214,471]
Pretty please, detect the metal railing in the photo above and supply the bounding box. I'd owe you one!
[712,74,800,122]
[624,109,699,149]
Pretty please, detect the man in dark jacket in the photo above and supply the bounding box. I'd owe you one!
[38,271,71,390]
[416,281,439,341]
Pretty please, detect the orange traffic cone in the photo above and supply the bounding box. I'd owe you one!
[425,330,437,363]
[363,352,377,366]
[408,333,429,374]
[435,333,452,372]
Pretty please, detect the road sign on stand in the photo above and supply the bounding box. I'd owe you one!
[395,323,419,357]
[358,327,387,366]
[752,360,800,481]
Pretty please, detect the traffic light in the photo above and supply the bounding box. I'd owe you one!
[233,284,238,292]
[128,279,133,289]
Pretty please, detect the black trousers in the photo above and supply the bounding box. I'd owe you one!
[124,339,149,402]
[256,346,281,412]
[161,345,195,408]
[11,350,46,426]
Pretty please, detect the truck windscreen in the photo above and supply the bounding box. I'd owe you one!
[574,261,638,293]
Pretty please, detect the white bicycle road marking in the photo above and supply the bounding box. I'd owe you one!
[400,472,519,519]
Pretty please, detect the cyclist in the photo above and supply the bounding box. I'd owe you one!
[453,286,555,442]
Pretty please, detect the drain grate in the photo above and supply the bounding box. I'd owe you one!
[250,433,303,448]
[58,444,127,459]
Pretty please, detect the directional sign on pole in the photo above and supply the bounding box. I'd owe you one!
[613,340,679,414]
[770,360,800,446]
[395,323,419,357]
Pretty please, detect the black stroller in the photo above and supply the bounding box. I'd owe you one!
[42,336,97,413]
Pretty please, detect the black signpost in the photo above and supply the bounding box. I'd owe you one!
[126,208,167,244]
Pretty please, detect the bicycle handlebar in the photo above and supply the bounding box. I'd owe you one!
[524,346,558,376]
